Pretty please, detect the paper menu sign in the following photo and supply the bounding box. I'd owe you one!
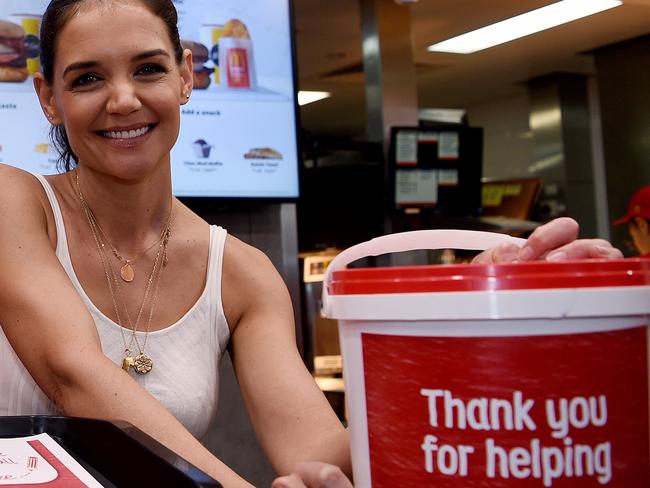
[395,169,438,206]
[438,131,460,160]
[0,434,103,487]
[395,131,418,166]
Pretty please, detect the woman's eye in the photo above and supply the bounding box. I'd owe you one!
[71,73,101,87]
[136,64,168,76]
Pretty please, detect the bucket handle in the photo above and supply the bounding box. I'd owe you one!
[321,229,526,316]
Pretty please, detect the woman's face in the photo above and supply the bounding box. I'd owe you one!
[43,0,192,180]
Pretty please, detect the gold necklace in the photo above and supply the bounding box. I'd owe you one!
[106,229,163,283]
[75,171,173,374]
[74,170,172,283]
[110,225,171,374]
[87,206,167,374]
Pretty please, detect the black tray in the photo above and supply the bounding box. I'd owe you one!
[0,416,222,488]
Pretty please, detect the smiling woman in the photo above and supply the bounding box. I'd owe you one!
[0,1,352,487]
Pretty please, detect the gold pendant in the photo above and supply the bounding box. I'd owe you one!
[133,353,153,375]
[120,263,135,282]
[122,354,135,372]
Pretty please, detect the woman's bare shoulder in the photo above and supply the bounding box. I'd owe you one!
[0,162,33,182]
[0,163,51,216]
[221,234,289,330]
[222,234,279,296]
[0,163,52,197]
[0,162,36,178]
[224,233,270,262]
[0,163,53,239]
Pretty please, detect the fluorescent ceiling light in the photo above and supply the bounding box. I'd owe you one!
[298,91,331,106]
[427,0,622,54]
[419,108,466,124]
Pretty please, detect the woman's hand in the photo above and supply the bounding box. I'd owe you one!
[272,462,353,488]
[473,217,623,264]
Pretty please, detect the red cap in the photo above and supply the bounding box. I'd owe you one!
[614,185,650,225]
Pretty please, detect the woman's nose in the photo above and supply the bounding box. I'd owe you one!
[105,81,142,115]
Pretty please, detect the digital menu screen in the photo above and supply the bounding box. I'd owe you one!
[0,0,300,198]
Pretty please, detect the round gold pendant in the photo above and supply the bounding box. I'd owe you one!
[120,263,135,282]
[133,353,153,375]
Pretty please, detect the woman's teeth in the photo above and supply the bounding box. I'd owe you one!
[103,125,151,140]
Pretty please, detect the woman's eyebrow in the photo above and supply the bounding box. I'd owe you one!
[133,49,170,61]
[62,50,171,78]
[62,60,99,78]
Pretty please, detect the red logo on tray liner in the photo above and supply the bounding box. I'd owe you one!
[361,325,649,487]
[3,440,91,488]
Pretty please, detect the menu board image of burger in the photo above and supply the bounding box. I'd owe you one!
[0,0,44,88]
[0,18,40,84]
[0,20,29,82]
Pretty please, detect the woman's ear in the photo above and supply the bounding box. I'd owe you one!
[180,48,193,105]
[33,73,62,125]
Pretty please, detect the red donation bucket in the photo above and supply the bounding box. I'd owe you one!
[322,230,650,487]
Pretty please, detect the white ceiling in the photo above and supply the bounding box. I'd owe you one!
[294,0,650,137]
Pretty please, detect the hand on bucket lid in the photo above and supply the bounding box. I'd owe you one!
[472,217,623,264]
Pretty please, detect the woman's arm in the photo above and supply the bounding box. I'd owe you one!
[0,167,251,488]
[222,236,351,478]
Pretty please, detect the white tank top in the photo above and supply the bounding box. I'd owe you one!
[0,174,231,440]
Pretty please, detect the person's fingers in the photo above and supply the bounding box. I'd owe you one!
[517,217,580,261]
[471,242,522,264]
[467,217,623,265]
[291,462,353,488]
[271,473,307,488]
[545,239,624,261]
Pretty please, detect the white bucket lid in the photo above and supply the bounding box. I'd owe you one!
[322,230,650,321]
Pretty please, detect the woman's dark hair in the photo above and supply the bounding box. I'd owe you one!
[40,0,185,172]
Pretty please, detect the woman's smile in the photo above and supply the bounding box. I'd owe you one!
[96,123,158,148]
[100,124,155,140]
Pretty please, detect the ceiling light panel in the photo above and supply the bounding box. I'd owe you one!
[428,0,623,54]
[298,91,332,106]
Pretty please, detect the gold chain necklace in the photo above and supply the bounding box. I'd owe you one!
[75,171,172,283]
[104,227,164,283]
[86,205,166,374]
[74,170,172,374]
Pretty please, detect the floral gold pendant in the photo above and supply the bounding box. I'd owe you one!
[133,353,153,375]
